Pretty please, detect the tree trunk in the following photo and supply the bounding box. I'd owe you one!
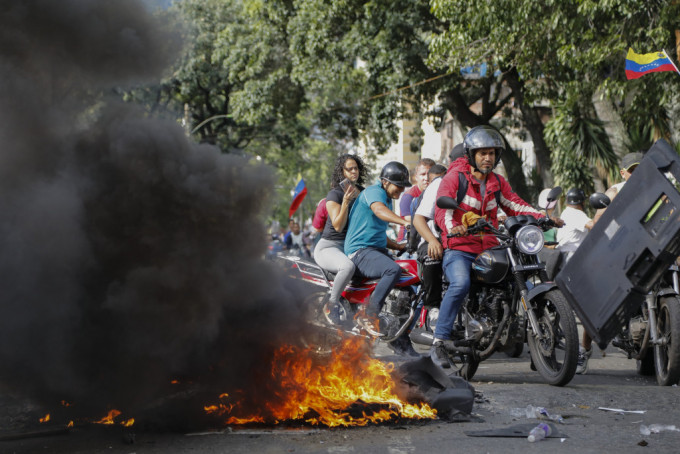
[505,68,553,189]
[439,88,530,200]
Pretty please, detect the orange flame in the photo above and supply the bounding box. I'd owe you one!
[67,421,74,428]
[97,409,121,425]
[205,337,436,427]
[94,409,134,427]
[39,414,50,423]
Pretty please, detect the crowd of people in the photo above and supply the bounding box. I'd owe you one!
[271,125,645,371]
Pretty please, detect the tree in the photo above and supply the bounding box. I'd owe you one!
[430,0,680,191]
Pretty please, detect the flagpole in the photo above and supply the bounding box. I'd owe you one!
[663,49,680,77]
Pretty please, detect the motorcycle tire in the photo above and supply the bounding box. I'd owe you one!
[447,351,480,381]
[636,349,655,376]
[653,295,680,386]
[526,289,578,386]
[300,291,343,356]
[504,342,524,358]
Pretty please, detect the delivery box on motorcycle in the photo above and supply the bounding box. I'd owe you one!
[556,139,680,350]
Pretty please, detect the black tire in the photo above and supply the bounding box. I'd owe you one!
[653,296,680,386]
[300,291,343,356]
[446,350,480,381]
[504,342,524,358]
[527,290,578,386]
[636,350,655,376]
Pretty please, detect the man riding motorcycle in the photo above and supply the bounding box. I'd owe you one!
[344,161,417,357]
[431,125,562,368]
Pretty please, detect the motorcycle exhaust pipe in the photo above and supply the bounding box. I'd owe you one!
[381,308,415,343]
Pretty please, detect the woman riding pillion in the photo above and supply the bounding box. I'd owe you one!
[431,125,563,368]
[313,154,367,323]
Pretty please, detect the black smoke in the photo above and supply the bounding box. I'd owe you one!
[0,0,309,424]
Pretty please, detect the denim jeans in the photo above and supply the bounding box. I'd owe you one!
[434,249,476,340]
[351,247,401,317]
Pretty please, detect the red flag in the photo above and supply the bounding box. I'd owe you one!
[289,178,307,218]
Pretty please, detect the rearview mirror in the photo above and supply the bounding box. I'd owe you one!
[436,196,459,210]
[546,186,562,206]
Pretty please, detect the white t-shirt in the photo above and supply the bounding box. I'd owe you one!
[414,177,443,246]
[556,206,591,253]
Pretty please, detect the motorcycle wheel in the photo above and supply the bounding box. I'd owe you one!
[300,291,343,356]
[653,296,680,385]
[447,351,480,381]
[636,350,655,376]
[526,289,578,386]
[504,342,524,358]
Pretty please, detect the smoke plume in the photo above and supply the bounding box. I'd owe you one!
[0,0,309,424]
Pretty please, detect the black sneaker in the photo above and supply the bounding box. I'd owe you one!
[430,340,451,369]
[388,336,421,358]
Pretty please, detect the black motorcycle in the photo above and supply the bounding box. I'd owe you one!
[425,195,579,386]
[590,192,680,385]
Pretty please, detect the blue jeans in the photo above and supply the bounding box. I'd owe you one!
[351,247,401,317]
[435,249,476,340]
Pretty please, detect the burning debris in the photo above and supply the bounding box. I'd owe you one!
[203,336,437,428]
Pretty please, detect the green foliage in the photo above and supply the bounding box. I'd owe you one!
[123,0,680,223]
[430,0,679,191]
[545,101,618,193]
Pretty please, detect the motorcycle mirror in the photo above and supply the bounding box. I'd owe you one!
[589,192,611,209]
[546,186,562,204]
[436,196,460,210]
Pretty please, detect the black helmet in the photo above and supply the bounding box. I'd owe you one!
[463,126,504,172]
[380,161,412,187]
[566,188,585,205]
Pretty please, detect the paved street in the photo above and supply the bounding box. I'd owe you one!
[2,325,680,454]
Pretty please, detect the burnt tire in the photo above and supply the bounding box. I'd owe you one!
[653,296,680,386]
[527,289,578,386]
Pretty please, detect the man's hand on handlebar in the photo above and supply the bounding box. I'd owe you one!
[447,224,467,238]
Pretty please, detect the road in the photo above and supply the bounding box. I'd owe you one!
[2,326,680,454]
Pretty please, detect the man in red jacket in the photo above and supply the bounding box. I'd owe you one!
[430,126,555,368]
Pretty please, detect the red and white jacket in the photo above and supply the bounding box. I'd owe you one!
[435,157,544,254]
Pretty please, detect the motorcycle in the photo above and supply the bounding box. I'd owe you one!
[589,192,680,385]
[275,251,423,354]
[424,194,579,386]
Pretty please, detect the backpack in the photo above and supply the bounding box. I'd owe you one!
[407,190,428,253]
[456,171,502,208]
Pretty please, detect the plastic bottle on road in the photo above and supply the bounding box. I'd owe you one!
[526,405,565,423]
[528,422,552,442]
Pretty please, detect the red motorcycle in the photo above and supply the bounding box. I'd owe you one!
[276,254,423,349]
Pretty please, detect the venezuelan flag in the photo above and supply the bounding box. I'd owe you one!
[288,178,307,218]
[625,48,676,80]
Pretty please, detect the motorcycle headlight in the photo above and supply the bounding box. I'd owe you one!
[515,225,544,255]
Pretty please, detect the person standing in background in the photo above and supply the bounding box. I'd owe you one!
[397,158,435,243]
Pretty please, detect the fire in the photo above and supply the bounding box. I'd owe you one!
[39,414,50,423]
[95,409,134,427]
[205,337,436,427]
